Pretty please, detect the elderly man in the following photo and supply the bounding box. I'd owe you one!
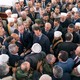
[75,22,80,43]
[32,53,55,79]
[18,11,31,24]
[0,63,13,80]
[11,13,18,29]
[8,44,23,67]
[15,61,32,80]
[6,17,16,35]
[5,9,12,18]
[42,22,54,44]
[60,12,71,29]
[52,31,63,57]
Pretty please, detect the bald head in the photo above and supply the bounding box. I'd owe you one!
[11,33,19,41]
[75,46,80,56]
[21,61,30,72]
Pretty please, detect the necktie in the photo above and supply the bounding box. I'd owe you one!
[74,56,79,63]
[20,34,23,42]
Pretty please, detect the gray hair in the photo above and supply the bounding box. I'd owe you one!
[45,22,51,27]
[53,65,63,78]
[0,63,9,77]
[46,54,56,64]
[8,44,17,53]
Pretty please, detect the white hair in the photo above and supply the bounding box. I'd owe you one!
[8,44,17,53]
[39,74,52,80]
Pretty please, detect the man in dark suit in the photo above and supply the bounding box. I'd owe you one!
[55,51,74,73]
[67,24,79,43]
[41,13,53,28]
[14,24,33,50]
[12,2,23,17]
[42,22,54,44]
[56,32,78,57]
[28,7,40,23]
[33,26,50,54]
[53,18,63,32]
[52,65,71,80]
[8,44,24,67]
[72,12,80,24]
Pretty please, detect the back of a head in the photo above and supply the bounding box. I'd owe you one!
[53,65,63,78]
[0,63,9,77]
[65,32,73,42]
[58,50,68,62]
[39,74,52,80]
[46,54,56,64]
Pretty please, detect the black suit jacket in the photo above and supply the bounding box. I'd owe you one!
[56,42,78,57]
[53,25,63,32]
[24,52,46,70]
[14,29,33,50]
[33,34,50,54]
[42,28,54,44]
[9,54,23,67]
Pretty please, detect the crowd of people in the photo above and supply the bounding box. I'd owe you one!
[0,0,80,80]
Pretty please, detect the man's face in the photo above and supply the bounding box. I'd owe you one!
[74,13,79,20]
[67,27,74,33]
[75,47,80,56]
[43,16,49,21]
[34,30,41,36]
[54,21,59,27]
[15,3,21,10]
[75,25,80,31]
[0,27,5,36]
[18,25,24,34]
[45,24,51,31]
[46,7,51,12]
[55,8,60,14]
[9,22,14,27]
[35,3,40,9]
